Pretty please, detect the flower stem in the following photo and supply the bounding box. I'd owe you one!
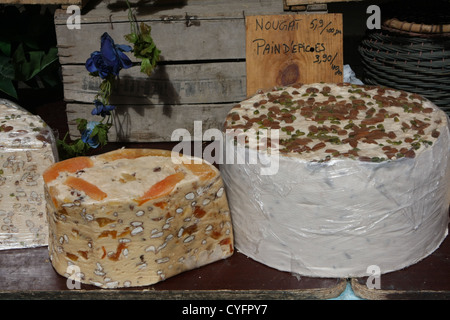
[125,0,137,35]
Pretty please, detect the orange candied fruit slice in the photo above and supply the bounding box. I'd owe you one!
[64,176,107,201]
[43,157,94,183]
[96,148,173,162]
[135,172,185,206]
[183,162,216,181]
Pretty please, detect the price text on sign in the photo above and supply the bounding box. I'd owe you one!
[245,14,343,96]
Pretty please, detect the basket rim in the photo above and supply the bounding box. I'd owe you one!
[383,18,450,37]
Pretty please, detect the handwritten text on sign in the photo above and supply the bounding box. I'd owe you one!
[246,14,343,96]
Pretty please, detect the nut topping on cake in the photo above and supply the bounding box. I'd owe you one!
[224,83,447,162]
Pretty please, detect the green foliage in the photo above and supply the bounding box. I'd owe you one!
[57,119,90,159]
[90,122,111,147]
[56,1,161,159]
[125,22,161,76]
[76,118,88,133]
[0,5,60,100]
[58,134,90,159]
[58,119,112,159]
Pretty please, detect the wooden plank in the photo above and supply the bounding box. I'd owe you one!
[66,103,235,142]
[286,0,362,5]
[245,13,343,96]
[0,0,90,7]
[55,18,246,64]
[53,0,286,64]
[0,245,347,300]
[62,62,246,105]
[54,0,285,24]
[351,217,450,299]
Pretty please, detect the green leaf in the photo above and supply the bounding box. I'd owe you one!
[125,21,161,77]
[0,55,15,80]
[124,33,138,44]
[12,43,59,82]
[57,137,91,160]
[12,43,35,81]
[151,48,161,65]
[139,42,155,56]
[38,67,62,88]
[0,40,11,57]
[40,47,58,72]
[140,22,150,34]
[23,50,45,80]
[76,118,87,132]
[0,78,17,99]
[140,58,153,76]
[74,139,89,153]
[26,48,58,81]
[96,124,109,146]
[12,42,26,62]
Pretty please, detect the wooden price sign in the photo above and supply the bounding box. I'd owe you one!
[245,13,343,96]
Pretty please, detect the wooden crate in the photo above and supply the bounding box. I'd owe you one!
[54,0,287,142]
[285,0,361,4]
[284,0,362,11]
[54,0,350,142]
[0,0,90,8]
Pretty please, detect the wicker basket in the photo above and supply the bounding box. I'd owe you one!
[358,1,450,116]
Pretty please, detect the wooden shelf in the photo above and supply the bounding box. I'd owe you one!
[352,225,450,299]
[0,247,347,299]
[0,0,90,8]
[286,0,362,4]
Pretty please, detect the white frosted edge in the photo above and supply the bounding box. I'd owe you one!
[221,116,450,278]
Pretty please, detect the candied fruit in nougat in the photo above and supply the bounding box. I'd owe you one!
[43,149,233,288]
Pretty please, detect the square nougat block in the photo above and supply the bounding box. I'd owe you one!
[0,101,57,249]
[43,148,233,288]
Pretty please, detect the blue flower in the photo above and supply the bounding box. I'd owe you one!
[85,52,110,79]
[91,100,115,117]
[81,121,100,148]
[86,32,132,79]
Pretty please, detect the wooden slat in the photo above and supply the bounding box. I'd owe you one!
[55,18,247,64]
[54,0,285,24]
[62,63,246,105]
[66,102,235,142]
[286,0,362,5]
[54,0,288,143]
[0,0,90,7]
[54,0,287,64]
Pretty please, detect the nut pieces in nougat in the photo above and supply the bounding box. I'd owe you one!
[44,149,233,288]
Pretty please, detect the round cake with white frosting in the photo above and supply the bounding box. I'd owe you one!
[221,82,450,278]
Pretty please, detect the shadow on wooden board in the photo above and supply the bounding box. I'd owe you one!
[352,215,450,300]
[0,247,346,300]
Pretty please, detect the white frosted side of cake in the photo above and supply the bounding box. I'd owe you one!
[221,83,450,278]
[222,129,449,277]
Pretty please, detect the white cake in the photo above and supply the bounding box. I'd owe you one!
[221,83,450,278]
[0,100,57,249]
[44,149,233,288]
